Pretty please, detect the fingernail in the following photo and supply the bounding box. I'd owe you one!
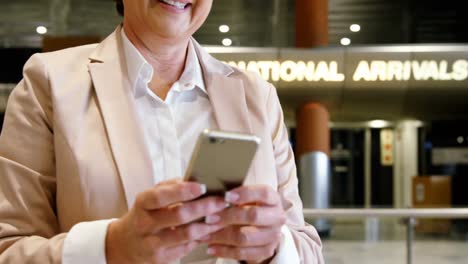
[207,247,216,255]
[225,191,239,203]
[225,203,231,208]
[205,215,220,224]
[200,184,207,195]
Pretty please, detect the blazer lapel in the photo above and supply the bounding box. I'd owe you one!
[207,74,253,134]
[193,39,259,184]
[192,38,253,134]
[88,27,153,208]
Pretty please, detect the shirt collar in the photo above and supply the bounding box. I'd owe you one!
[121,29,206,98]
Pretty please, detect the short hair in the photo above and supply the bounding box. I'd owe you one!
[115,0,124,16]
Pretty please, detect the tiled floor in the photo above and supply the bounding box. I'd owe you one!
[323,240,468,264]
[319,219,468,264]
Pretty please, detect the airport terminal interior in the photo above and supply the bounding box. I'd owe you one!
[1,0,468,263]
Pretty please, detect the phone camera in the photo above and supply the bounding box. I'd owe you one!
[209,137,225,144]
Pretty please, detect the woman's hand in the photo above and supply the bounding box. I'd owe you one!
[105,179,227,264]
[202,185,287,263]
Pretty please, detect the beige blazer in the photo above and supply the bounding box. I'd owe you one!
[0,27,323,263]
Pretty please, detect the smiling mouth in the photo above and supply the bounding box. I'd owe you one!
[158,0,191,10]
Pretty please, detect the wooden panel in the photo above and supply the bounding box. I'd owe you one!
[413,176,452,234]
[42,36,101,52]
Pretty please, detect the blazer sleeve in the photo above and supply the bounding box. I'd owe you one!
[265,83,325,264]
[0,54,65,263]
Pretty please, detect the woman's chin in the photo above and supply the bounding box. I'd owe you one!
[148,19,191,40]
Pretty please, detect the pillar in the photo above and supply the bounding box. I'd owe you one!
[295,0,330,235]
[296,103,331,235]
[295,0,328,47]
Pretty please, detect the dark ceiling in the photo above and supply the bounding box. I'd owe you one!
[328,0,468,45]
[0,0,467,48]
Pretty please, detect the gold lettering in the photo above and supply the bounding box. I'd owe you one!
[424,60,440,80]
[452,60,468,81]
[412,61,428,81]
[271,61,281,82]
[314,61,329,81]
[329,61,345,81]
[257,61,273,81]
[370,61,387,81]
[280,61,297,82]
[353,61,372,81]
[438,60,452,80]
[295,61,315,81]
[403,61,412,81]
[387,61,404,81]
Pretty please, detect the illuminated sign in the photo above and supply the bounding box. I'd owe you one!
[380,129,394,166]
[225,60,345,82]
[224,59,468,83]
[353,60,468,82]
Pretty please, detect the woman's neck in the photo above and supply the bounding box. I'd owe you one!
[123,22,189,99]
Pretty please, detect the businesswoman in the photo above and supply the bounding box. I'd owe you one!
[0,0,324,263]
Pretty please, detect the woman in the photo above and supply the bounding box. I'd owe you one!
[0,0,324,263]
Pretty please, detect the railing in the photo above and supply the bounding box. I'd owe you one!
[303,208,468,264]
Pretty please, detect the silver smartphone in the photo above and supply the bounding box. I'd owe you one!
[184,129,261,196]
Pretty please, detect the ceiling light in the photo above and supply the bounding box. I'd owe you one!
[369,120,390,128]
[340,37,351,46]
[219,25,230,33]
[350,24,361,32]
[36,26,47,35]
[222,38,232,46]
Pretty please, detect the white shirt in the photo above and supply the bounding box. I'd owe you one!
[62,30,299,264]
[125,30,217,184]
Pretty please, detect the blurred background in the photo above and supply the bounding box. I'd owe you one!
[1,0,468,263]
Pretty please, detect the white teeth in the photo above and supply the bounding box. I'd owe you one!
[161,0,187,9]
